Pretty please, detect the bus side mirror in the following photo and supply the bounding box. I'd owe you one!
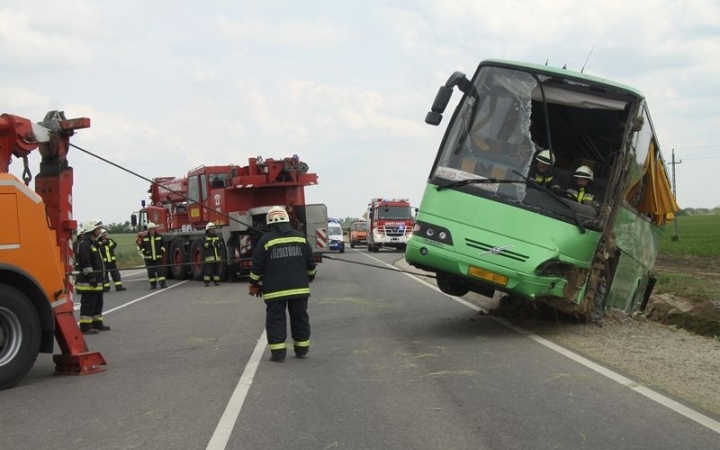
[425,71,469,126]
[426,86,453,126]
[131,214,137,227]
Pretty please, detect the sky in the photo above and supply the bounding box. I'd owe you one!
[3,0,719,226]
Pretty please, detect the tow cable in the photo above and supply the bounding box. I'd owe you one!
[321,254,437,279]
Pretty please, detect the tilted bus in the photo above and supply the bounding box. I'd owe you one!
[405,59,679,317]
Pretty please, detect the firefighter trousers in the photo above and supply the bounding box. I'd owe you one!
[265,297,310,355]
[203,260,221,285]
[145,259,166,287]
[79,291,105,331]
[103,261,124,289]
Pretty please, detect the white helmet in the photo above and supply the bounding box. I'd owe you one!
[83,218,103,234]
[147,221,157,229]
[100,228,108,237]
[535,149,554,165]
[206,222,216,231]
[266,206,290,224]
[77,224,86,235]
[574,165,594,181]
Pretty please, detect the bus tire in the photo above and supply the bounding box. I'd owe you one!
[436,273,470,297]
[0,284,41,390]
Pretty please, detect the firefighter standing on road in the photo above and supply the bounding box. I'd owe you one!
[249,206,316,362]
[99,229,127,292]
[139,222,166,289]
[203,222,222,286]
[75,219,111,334]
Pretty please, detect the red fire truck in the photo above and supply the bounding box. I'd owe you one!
[366,198,415,252]
[132,155,328,281]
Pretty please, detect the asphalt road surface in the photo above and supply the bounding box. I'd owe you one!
[1,248,719,450]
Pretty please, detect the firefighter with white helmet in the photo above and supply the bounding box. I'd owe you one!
[528,148,557,189]
[249,206,317,362]
[565,165,598,206]
[98,228,127,292]
[202,222,222,286]
[139,221,166,289]
[75,218,111,334]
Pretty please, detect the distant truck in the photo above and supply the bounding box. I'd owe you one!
[349,221,368,248]
[366,198,414,252]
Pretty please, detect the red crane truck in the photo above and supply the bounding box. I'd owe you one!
[0,111,106,390]
[132,155,328,281]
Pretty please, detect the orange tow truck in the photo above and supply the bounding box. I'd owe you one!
[0,111,106,390]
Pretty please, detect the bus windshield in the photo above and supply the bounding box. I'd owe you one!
[431,65,632,226]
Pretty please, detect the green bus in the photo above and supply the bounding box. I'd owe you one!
[405,59,678,317]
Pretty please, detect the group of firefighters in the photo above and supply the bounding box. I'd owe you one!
[73,207,317,361]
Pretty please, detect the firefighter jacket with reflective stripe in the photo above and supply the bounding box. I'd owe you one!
[99,238,118,263]
[528,165,556,189]
[249,227,316,301]
[566,183,597,205]
[76,236,105,293]
[140,233,165,260]
[203,232,221,261]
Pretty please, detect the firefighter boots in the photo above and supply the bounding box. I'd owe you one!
[116,286,127,291]
[270,349,286,362]
[80,323,99,335]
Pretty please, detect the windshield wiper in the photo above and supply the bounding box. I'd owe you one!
[435,177,525,191]
[511,170,587,234]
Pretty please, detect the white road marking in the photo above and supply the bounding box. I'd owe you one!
[74,280,189,312]
[205,331,267,450]
[362,252,720,436]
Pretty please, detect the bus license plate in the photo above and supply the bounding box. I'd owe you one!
[467,266,508,286]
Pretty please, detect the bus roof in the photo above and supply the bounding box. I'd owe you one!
[480,59,645,99]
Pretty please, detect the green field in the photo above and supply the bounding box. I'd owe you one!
[659,214,720,257]
[111,233,144,269]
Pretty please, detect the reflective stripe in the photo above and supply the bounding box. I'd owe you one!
[79,317,93,324]
[249,272,261,281]
[307,268,316,276]
[263,287,310,300]
[264,236,307,250]
[0,244,19,250]
[269,342,287,350]
[294,340,310,348]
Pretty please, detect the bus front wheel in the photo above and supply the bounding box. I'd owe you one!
[436,273,470,297]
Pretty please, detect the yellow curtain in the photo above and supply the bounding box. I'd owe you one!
[636,141,680,225]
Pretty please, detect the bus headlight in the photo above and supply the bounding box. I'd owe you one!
[413,220,453,245]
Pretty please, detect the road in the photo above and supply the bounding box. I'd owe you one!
[1,248,719,450]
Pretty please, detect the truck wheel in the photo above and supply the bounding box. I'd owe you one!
[0,284,41,390]
[170,239,188,280]
[189,240,204,281]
